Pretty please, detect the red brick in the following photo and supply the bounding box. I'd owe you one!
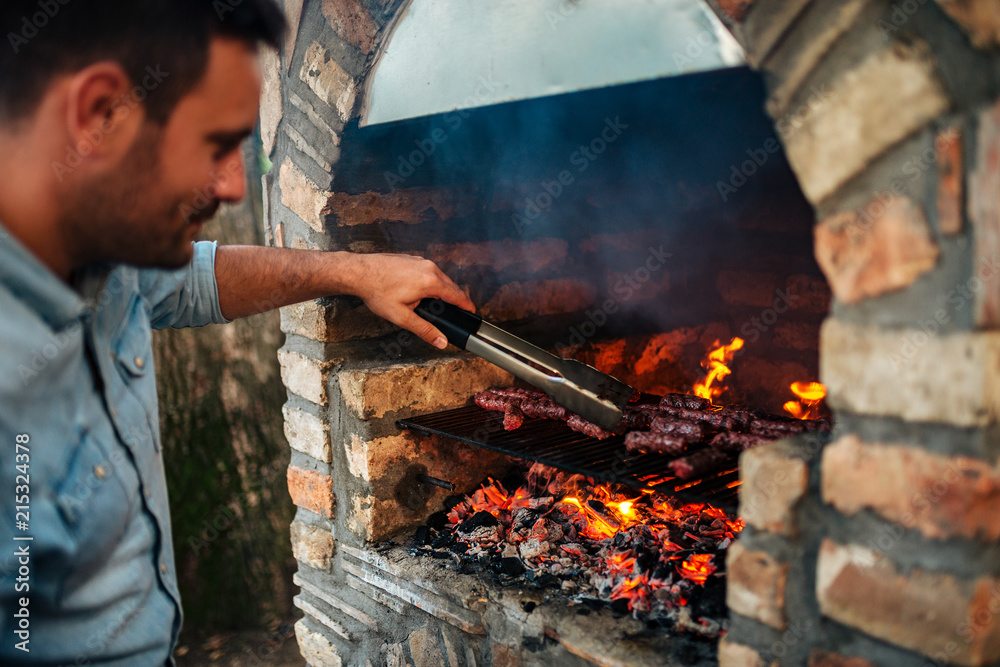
[816,538,1000,666]
[773,320,819,351]
[717,0,754,22]
[321,0,378,53]
[822,434,1000,542]
[814,194,939,304]
[808,650,875,667]
[480,279,598,321]
[426,239,568,275]
[325,188,477,227]
[726,541,789,630]
[937,126,964,235]
[718,271,783,308]
[287,466,335,518]
[739,439,810,537]
[935,1,1000,49]
[969,100,1000,328]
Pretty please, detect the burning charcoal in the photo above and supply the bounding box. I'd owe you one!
[425,510,449,530]
[668,447,734,480]
[500,557,526,576]
[659,393,712,411]
[650,417,707,439]
[526,497,554,511]
[625,431,693,456]
[511,508,537,531]
[566,414,614,439]
[528,518,563,543]
[518,538,551,560]
[504,402,525,431]
[413,525,434,546]
[467,524,504,545]
[430,533,454,549]
[457,510,500,534]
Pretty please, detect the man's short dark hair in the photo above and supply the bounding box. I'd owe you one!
[0,0,286,124]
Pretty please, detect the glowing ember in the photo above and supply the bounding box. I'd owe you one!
[692,337,744,404]
[783,381,827,420]
[432,464,743,621]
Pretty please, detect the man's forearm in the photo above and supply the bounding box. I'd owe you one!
[213,245,475,349]
[214,245,359,320]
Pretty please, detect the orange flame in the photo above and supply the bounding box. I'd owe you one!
[783,381,827,420]
[678,553,717,585]
[693,337,744,404]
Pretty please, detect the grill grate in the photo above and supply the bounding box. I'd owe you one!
[397,405,741,507]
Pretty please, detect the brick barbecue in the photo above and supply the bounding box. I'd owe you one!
[263,1,1000,665]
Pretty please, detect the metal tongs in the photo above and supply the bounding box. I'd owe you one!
[415,299,635,431]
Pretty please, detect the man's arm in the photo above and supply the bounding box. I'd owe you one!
[214,246,474,349]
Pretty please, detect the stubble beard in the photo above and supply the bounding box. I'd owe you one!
[60,122,202,271]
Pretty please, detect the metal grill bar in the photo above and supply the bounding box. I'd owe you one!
[397,405,741,507]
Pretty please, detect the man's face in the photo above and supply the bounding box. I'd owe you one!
[62,37,262,269]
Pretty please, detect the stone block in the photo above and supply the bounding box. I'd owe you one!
[283,404,331,462]
[279,157,332,234]
[322,0,379,53]
[295,619,343,667]
[816,538,1000,666]
[739,439,810,536]
[283,0,305,72]
[820,318,1000,427]
[278,348,329,405]
[719,637,770,667]
[741,0,814,66]
[325,188,477,227]
[338,357,512,421]
[409,624,444,667]
[287,466,335,518]
[814,194,939,304]
[726,541,789,630]
[280,300,329,342]
[937,126,963,235]
[259,47,282,156]
[822,434,1000,541]
[935,0,1000,49]
[779,41,950,204]
[763,0,869,117]
[969,100,1000,328]
[290,520,335,570]
[481,279,599,321]
[300,41,356,122]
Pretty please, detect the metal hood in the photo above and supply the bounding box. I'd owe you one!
[360,0,746,127]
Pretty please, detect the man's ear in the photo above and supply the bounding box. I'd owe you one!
[63,62,145,166]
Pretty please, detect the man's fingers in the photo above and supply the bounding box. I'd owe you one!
[398,310,449,349]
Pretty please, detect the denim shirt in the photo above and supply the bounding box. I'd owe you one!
[0,224,230,666]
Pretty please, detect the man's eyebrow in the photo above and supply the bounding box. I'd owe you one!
[207,128,254,145]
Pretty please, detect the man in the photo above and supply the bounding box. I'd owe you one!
[0,1,473,664]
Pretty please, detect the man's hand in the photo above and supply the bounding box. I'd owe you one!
[214,246,475,349]
[342,253,474,349]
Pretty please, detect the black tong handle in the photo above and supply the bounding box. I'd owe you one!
[415,299,482,349]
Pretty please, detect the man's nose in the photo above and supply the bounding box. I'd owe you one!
[214,154,246,202]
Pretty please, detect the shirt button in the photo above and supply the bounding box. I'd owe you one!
[161,563,167,574]
[135,356,145,369]
[94,465,107,479]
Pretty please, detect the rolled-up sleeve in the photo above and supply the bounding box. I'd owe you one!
[139,241,232,330]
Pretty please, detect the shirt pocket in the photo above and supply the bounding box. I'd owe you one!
[55,431,134,566]
[112,294,157,415]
